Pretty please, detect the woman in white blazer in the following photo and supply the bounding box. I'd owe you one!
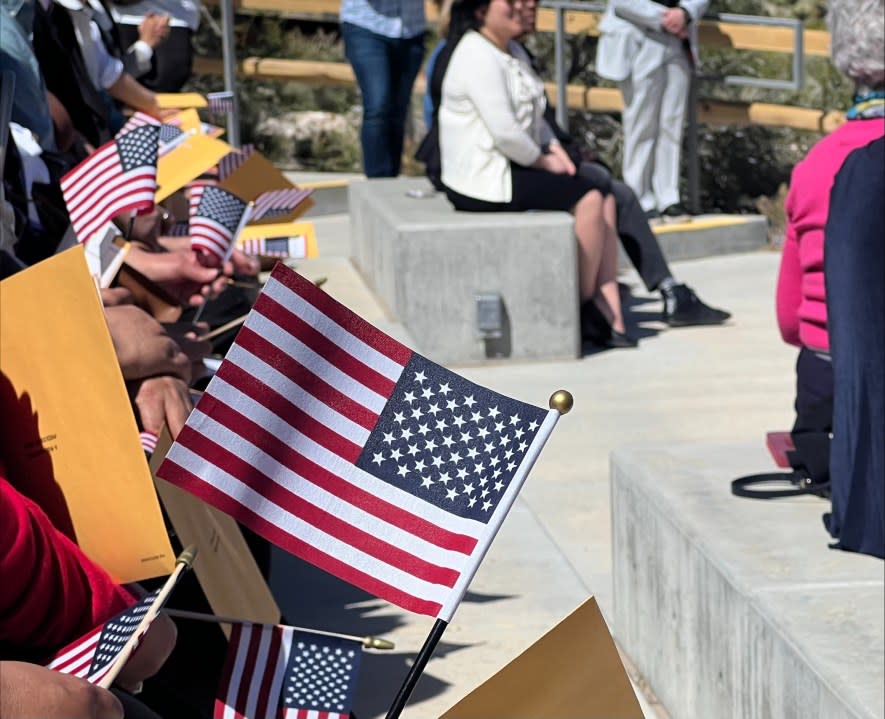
[438,0,635,347]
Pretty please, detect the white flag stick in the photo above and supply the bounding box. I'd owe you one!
[97,546,198,689]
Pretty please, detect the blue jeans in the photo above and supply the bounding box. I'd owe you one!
[342,22,425,177]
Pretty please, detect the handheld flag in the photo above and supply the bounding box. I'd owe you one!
[61,124,159,244]
[251,188,313,222]
[156,263,563,621]
[217,144,255,181]
[207,91,235,115]
[46,590,160,684]
[189,185,249,264]
[214,623,362,719]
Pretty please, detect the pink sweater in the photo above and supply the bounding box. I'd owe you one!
[776,118,885,352]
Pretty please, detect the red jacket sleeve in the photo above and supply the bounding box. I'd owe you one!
[0,471,135,660]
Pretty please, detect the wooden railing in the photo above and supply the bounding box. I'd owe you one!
[199,0,843,132]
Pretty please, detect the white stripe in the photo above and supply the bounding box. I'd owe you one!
[64,154,120,209]
[245,626,274,719]
[226,344,371,447]
[61,143,116,190]
[223,624,255,719]
[263,627,293,719]
[71,174,155,228]
[47,633,99,668]
[183,406,474,569]
[263,277,403,381]
[167,440,455,608]
[245,309,389,415]
[76,188,155,243]
[203,377,480,537]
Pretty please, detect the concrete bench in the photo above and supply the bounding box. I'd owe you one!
[611,442,884,719]
[348,177,580,365]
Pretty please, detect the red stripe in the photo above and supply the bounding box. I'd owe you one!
[213,624,243,719]
[157,462,445,617]
[175,423,463,586]
[234,624,264,715]
[75,193,154,243]
[184,397,476,554]
[268,263,412,366]
[215,362,363,463]
[254,293,400,400]
[67,165,154,220]
[235,326,379,431]
[254,625,283,719]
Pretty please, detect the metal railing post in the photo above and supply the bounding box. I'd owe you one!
[220,0,241,147]
[554,6,567,132]
[686,73,700,215]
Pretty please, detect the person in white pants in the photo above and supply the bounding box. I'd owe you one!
[596,0,708,221]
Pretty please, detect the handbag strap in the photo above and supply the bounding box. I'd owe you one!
[731,471,831,500]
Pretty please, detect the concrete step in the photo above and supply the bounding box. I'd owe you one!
[284,171,361,216]
[610,442,884,719]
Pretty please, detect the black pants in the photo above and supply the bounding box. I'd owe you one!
[577,162,672,291]
[118,25,194,92]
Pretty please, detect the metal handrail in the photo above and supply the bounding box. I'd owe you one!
[539,1,807,212]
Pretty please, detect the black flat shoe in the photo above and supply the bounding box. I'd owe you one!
[606,329,639,348]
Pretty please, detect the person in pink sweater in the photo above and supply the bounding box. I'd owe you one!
[774,0,884,477]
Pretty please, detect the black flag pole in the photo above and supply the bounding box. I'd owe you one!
[385,619,448,719]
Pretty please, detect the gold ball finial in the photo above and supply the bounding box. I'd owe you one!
[549,390,574,414]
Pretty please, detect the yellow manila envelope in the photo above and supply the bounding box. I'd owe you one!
[169,108,203,133]
[149,427,281,633]
[155,92,207,109]
[219,152,315,223]
[156,133,233,201]
[440,597,644,719]
[0,246,175,583]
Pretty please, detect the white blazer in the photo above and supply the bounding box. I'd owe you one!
[596,0,708,82]
[439,31,556,203]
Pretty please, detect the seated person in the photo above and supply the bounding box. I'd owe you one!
[421,0,730,331]
[775,0,884,486]
[437,0,635,348]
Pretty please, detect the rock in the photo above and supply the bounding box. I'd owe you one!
[256,110,359,168]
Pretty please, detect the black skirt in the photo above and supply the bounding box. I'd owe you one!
[444,161,611,212]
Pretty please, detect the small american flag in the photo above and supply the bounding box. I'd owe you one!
[207,91,235,114]
[217,145,255,181]
[214,623,361,719]
[140,430,159,454]
[252,188,313,222]
[189,185,248,263]
[46,590,160,684]
[240,236,307,258]
[156,263,556,621]
[61,124,159,244]
[117,113,185,156]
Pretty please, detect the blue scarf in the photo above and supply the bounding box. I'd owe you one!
[846,90,885,120]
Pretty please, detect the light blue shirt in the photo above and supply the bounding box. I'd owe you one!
[340,0,425,39]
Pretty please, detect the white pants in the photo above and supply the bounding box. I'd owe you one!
[618,46,691,213]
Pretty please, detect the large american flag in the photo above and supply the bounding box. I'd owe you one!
[156,263,555,620]
[252,188,313,222]
[60,124,159,244]
[214,623,361,719]
[189,185,248,264]
[45,590,160,684]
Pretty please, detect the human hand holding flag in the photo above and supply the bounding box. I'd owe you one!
[45,546,196,690]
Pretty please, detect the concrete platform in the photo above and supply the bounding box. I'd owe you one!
[650,214,769,262]
[348,177,580,365]
[611,442,884,719]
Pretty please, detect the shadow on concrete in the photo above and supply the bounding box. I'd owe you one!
[461,589,515,604]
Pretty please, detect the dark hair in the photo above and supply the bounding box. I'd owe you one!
[446,0,490,45]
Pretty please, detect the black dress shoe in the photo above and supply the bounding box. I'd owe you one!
[663,284,731,327]
[607,329,639,348]
[661,203,692,224]
[580,299,612,345]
